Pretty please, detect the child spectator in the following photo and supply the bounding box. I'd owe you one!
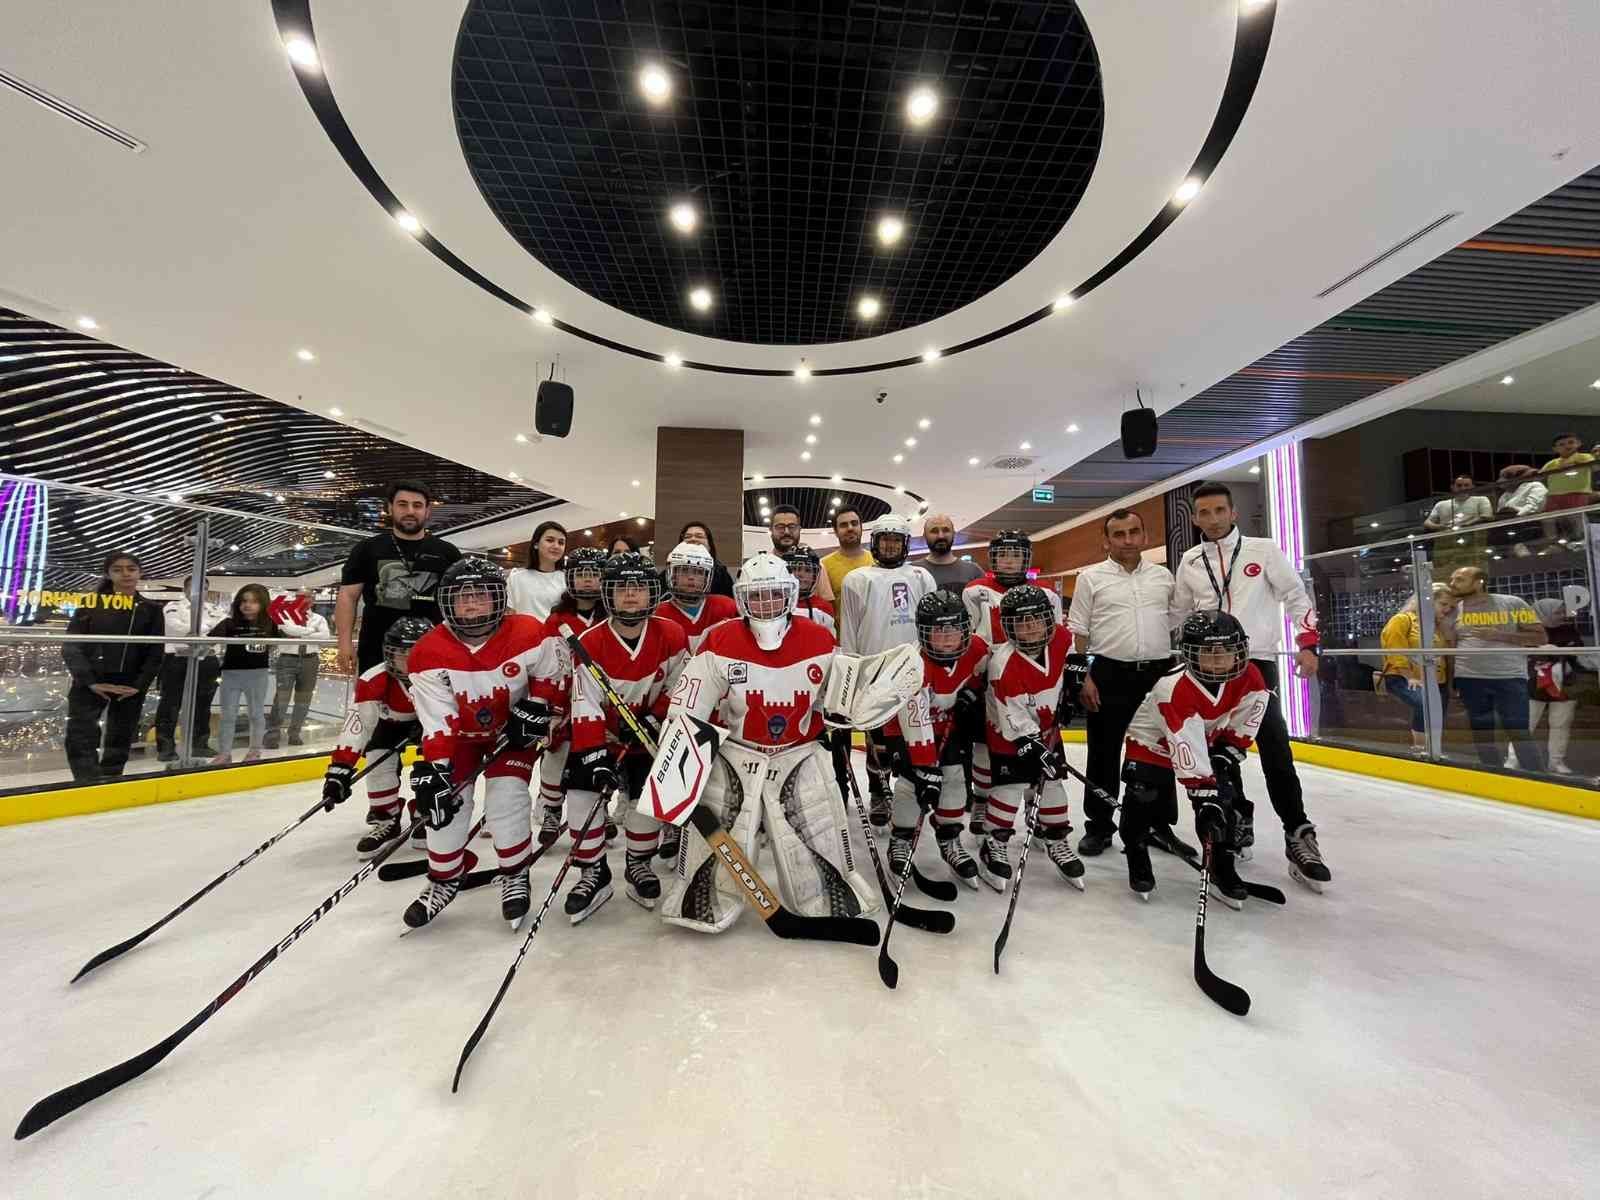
[208,583,283,764]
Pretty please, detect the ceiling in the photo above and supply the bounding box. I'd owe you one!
[1417,332,1600,414]
[3,0,1600,554]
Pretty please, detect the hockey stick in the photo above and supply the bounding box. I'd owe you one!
[877,817,937,990]
[861,738,958,902]
[834,743,955,937]
[70,745,402,983]
[451,789,608,1093]
[992,782,1043,975]
[1194,838,1251,1016]
[567,635,879,947]
[378,814,483,882]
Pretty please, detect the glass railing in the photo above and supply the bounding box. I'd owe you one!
[1298,503,1600,783]
[1328,478,1593,551]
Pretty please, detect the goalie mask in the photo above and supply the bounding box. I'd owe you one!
[564,546,607,602]
[915,590,972,663]
[869,512,912,569]
[601,552,661,624]
[989,529,1032,587]
[734,551,799,650]
[782,545,821,600]
[1179,610,1250,686]
[665,540,715,604]
[382,616,434,684]
[999,584,1053,657]
[438,556,507,642]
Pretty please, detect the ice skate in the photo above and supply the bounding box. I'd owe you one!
[565,857,613,924]
[1043,834,1086,891]
[936,825,979,890]
[1231,808,1255,862]
[1147,824,1197,860]
[501,869,531,930]
[355,812,402,859]
[1285,822,1330,893]
[1125,839,1155,901]
[657,825,682,863]
[403,876,462,928]
[887,827,914,880]
[537,804,565,848]
[1208,848,1247,910]
[977,832,1012,893]
[868,786,892,829]
[624,852,661,910]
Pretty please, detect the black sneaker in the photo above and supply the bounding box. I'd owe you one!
[1078,829,1115,857]
[565,857,614,924]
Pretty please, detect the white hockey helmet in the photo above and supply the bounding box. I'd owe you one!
[869,512,913,568]
[665,540,715,602]
[734,551,799,649]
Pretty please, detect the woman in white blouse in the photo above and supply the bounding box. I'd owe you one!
[507,520,568,619]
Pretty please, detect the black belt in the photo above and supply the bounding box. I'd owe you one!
[1097,656,1174,672]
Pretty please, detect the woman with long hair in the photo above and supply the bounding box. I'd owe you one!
[1380,583,1454,756]
[508,519,568,620]
[208,582,284,764]
[673,520,735,597]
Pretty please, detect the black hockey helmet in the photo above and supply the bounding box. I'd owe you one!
[1179,610,1250,686]
[382,616,434,683]
[564,546,607,598]
[438,556,507,641]
[989,529,1032,586]
[869,513,912,569]
[601,551,661,622]
[782,545,821,599]
[916,590,972,663]
[998,584,1052,655]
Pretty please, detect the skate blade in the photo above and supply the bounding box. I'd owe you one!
[977,869,1009,894]
[1208,884,1245,911]
[626,885,658,911]
[506,913,528,932]
[568,884,615,925]
[1131,887,1153,903]
[1289,864,1326,893]
[1066,875,1086,892]
[1235,846,1254,862]
[950,866,980,891]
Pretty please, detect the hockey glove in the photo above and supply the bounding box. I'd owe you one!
[411,761,462,831]
[321,762,356,812]
[574,747,619,797]
[505,697,553,750]
[1013,734,1051,782]
[911,764,944,813]
[953,686,984,725]
[1190,787,1229,849]
[1059,654,1089,724]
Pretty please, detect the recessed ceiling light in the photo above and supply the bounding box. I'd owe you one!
[1019,441,1031,451]
[760,507,771,517]
[668,202,697,233]
[1500,374,1515,385]
[639,63,671,104]
[229,544,240,552]
[284,36,318,70]
[906,87,938,125]
[921,348,940,363]
[166,492,184,503]
[794,365,811,380]
[75,316,98,331]
[832,496,843,505]
[800,450,812,461]
[1591,379,1600,390]
[274,493,286,502]
[1066,423,1080,433]
[689,286,713,312]
[210,413,225,424]
[584,529,593,536]
[857,296,882,319]
[1053,293,1075,312]
[752,473,764,482]
[893,453,904,463]
[968,456,980,466]
[508,472,520,481]
[876,215,905,246]
[515,433,528,443]
[631,479,641,488]
[809,413,822,426]
[296,348,315,362]
[636,517,646,526]
[894,485,906,494]
[395,211,422,234]
[763,516,771,524]
[141,514,153,523]
[1173,177,1202,205]
[916,418,932,431]
[1249,464,1261,474]
[830,474,842,483]
[904,437,917,447]
[619,511,629,518]
[532,308,554,325]
[293,542,305,551]
[327,406,343,417]
[758,495,769,504]
[1369,521,1380,528]
[323,470,335,479]
[664,352,683,368]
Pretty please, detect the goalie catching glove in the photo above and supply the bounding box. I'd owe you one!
[822,643,926,731]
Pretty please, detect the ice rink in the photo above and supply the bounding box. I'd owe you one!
[4,749,1598,1199]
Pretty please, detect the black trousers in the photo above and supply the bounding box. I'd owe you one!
[154,653,221,748]
[65,680,147,781]
[1083,657,1176,836]
[1245,658,1309,832]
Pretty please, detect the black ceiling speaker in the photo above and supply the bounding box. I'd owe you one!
[535,379,573,438]
[1121,391,1157,458]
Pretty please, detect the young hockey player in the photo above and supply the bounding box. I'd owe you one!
[563,552,689,923]
[656,540,739,652]
[1120,611,1269,907]
[658,551,879,934]
[532,546,608,850]
[839,513,937,827]
[403,557,566,930]
[978,584,1085,892]
[321,615,432,859]
[783,545,836,639]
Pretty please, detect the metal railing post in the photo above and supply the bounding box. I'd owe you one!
[175,517,210,767]
[1409,536,1443,762]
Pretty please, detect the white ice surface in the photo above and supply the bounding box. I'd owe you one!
[4,749,1598,1199]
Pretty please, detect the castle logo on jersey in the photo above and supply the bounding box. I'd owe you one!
[742,689,813,745]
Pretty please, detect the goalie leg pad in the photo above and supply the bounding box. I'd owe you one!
[660,748,762,934]
[760,743,879,919]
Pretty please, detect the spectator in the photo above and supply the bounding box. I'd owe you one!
[1506,598,1599,776]
[154,574,229,761]
[608,534,640,556]
[820,505,872,598]
[1488,464,1547,558]
[1539,431,1595,546]
[508,519,568,619]
[1444,565,1545,771]
[209,583,284,765]
[1379,583,1453,756]
[674,521,736,596]
[264,588,330,749]
[61,551,164,782]
[919,512,984,591]
[1423,475,1492,533]
[767,505,835,601]
[335,480,461,674]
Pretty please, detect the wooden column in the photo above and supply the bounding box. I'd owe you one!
[654,427,745,569]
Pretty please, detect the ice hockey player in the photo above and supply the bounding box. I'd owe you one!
[563,552,689,923]
[659,551,879,933]
[978,584,1085,892]
[961,529,1062,643]
[403,557,567,930]
[532,546,608,850]
[321,615,432,859]
[656,540,739,653]
[783,544,836,639]
[1120,611,1269,908]
[839,513,936,827]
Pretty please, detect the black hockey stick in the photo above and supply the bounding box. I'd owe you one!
[70,745,402,983]
[993,782,1043,974]
[834,744,955,937]
[567,635,879,947]
[451,789,608,1093]
[378,814,483,881]
[860,738,958,902]
[878,817,938,990]
[1194,838,1251,1016]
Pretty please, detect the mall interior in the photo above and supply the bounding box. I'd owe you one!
[3,2,1599,1196]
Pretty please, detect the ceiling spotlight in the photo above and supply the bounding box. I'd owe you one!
[760,507,771,518]
[921,348,940,363]
[906,87,938,125]
[284,36,319,70]
[141,514,153,524]
[1249,464,1261,474]
[1173,177,1202,205]
[1591,379,1600,390]
[794,365,811,380]
[968,456,980,466]
[619,511,629,518]
[515,433,528,443]
[830,474,842,484]
[893,453,904,463]
[229,544,240,552]
[327,406,343,417]
[664,352,683,368]
[508,472,520,481]
[689,286,713,312]
[752,473,765,482]
[1500,375,1515,385]
[1066,422,1080,433]
[323,470,335,479]
[639,63,672,104]
[394,211,422,234]
[532,308,554,325]
[857,296,882,320]
[917,418,931,430]
[805,434,817,445]
[274,493,286,502]
[904,437,917,448]
[584,529,593,536]
[809,413,822,426]
[876,215,905,246]
[894,485,906,494]
[668,202,698,233]
[800,450,812,461]
[1053,293,1075,312]
[1370,521,1380,528]
[636,517,647,526]
[830,500,839,508]
[631,479,641,488]
[166,492,183,503]
[75,316,98,331]
[296,348,315,362]
[210,413,225,424]
[293,542,305,551]
[758,496,770,504]
[1019,441,1032,451]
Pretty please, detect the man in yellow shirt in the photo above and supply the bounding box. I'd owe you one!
[820,506,873,597]
[1540,431,1596,545]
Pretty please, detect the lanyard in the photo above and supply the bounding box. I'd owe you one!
[1198,534,1243,611]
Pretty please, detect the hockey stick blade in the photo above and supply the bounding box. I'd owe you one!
[1172,848,1286,906]
[910,863,958,903]
[1193,841,1251,1016]
[835,745,951,945]
[993,785,1042,975]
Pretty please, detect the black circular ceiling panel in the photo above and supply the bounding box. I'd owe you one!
[451,1,1104,345]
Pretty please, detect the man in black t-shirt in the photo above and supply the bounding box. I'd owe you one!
[336,479,462,672]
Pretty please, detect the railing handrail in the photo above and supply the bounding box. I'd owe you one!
[1304,499,1600,561]
[1298,646,1599,658]
[0,632,338,646]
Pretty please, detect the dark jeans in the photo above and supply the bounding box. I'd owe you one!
[154,653,220,750]
[1244,659,1310,833]
[267,654,320,738]
[1456,677,1544,771]
[1382,674,1449,733]
[1083,657,1176,836]
[65,680,148,781]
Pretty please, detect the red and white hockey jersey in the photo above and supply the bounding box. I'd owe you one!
[882,635,991,765]
[570,616,689,757]
[796,596,836,641]
[408,614,567,763]
[985,624,1072,754]
[1124,664,1270,788]
[668,615,835,751]
[330,662,417,767]
[539,602,601,746]
[655,594,739,655]
[963,573,1063,645]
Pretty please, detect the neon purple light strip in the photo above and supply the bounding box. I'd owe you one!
[1266,443,1311,736]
